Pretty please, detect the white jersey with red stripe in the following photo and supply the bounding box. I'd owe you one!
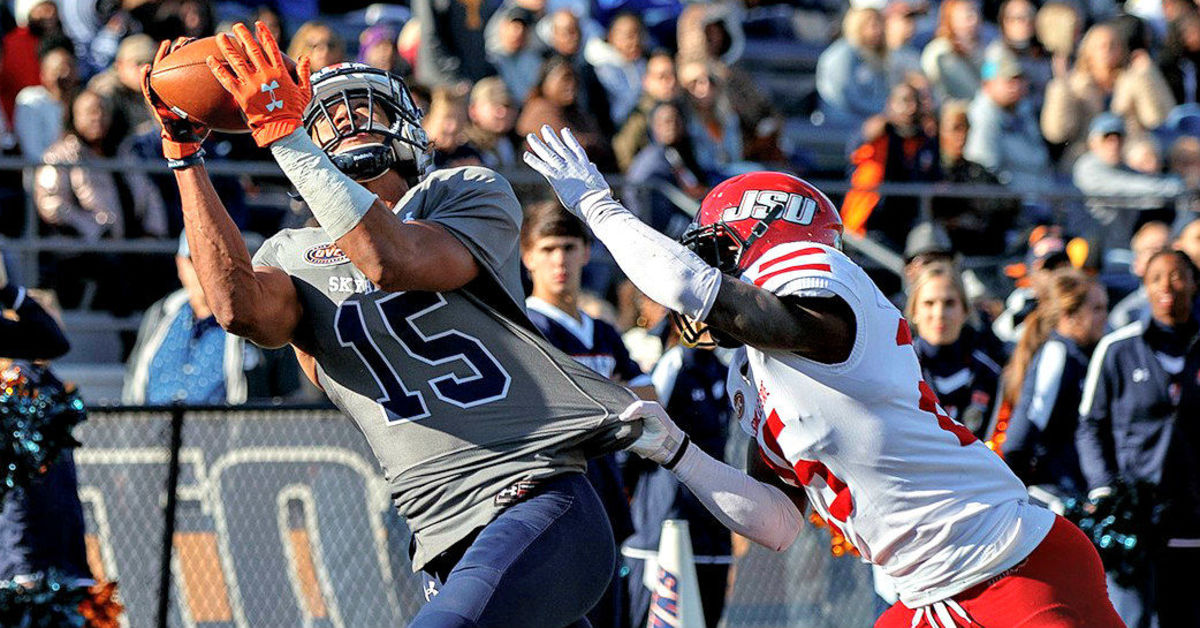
[733,242,1054,607]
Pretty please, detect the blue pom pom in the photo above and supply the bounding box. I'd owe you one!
[0,366,87,502]
[0,569,88,627]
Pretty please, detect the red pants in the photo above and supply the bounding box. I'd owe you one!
[876,515,1124,627]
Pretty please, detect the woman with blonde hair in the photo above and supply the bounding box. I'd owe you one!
[906,262,1003,438]
[920,0,983,101]
[815,7,890,127]
[287,21,345,71]
[1041,22,1175,166]
[1001,269,1107,494]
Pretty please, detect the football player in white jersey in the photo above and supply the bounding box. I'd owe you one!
[525,127,1123,628]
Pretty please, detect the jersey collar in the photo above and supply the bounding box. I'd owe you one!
[525,296,595,349]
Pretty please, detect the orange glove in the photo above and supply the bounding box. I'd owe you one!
[207,21,312,147]
[142,38,210,160]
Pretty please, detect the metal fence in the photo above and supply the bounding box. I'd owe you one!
[76,405,878,628]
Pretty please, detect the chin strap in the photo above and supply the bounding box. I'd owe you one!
[330,143,396,182]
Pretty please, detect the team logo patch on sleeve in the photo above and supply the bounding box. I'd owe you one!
[303,243,350,266]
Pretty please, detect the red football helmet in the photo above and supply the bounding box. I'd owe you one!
[680,171,843,274]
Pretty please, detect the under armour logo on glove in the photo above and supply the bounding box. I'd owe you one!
[207,21,312,147]
[260,80,283,111]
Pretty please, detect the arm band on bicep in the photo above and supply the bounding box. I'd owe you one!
[670,442,804,551]
[580,192,721,321]
[270,130,379,241]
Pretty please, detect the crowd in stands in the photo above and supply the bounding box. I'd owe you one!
[2,0,1200,626]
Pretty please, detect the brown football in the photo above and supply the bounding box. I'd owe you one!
[147,35,298,133]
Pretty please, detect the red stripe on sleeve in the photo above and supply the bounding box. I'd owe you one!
[758,247,826,271]
[753,264,833,287]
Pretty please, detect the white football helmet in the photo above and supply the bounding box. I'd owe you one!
[302,62,432,183]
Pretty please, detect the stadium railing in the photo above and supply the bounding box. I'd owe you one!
[2,155,1194,332]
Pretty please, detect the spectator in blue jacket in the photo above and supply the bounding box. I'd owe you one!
[1002,269,1108,496]
[520,201,654,628]
[907,263,1003,437]
[623,323,731,628]
[624,100,708,239]
[815,7,890,129]
[123,233,299,405]
[1077,249,1200,628]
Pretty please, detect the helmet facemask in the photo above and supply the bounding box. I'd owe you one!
[669,311,724,349]
[680,222,747,274]
[302,64,432,184]
[673,221,749,349]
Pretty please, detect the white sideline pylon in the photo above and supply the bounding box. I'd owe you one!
[646,519,704,628]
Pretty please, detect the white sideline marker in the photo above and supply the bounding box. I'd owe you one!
[646,519,705,628]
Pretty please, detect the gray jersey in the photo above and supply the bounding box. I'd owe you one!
[254,167,636,570]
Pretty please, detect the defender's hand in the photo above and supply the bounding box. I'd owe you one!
[524,125,610,217]
[142,38,210,159]
[619,400,689,466]
[207,21,312,147]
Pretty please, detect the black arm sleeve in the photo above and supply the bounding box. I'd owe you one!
[0,285,70,360]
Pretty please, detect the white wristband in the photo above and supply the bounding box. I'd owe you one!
[271,130,379,241]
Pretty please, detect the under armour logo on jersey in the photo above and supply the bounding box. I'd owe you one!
[1133,368,1149,383]
[494,480,538,507]
[260,80,283,111]
[423,580,439,601]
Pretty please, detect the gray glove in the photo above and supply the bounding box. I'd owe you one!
[523,125,611,220]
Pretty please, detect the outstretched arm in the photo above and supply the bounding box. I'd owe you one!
[144,36,301,348]
[176,166,301,348]
[525,126,852,357]
[620,401,805,551]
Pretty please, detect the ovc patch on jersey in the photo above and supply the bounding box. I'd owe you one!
[303,243,350,266]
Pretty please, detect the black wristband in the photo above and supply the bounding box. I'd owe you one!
[663,435,691,471]
[167,148,206,170]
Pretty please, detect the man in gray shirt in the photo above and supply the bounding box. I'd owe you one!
[964,47,1052,191]
[144,27,637,627]
[1073,113,1185,251]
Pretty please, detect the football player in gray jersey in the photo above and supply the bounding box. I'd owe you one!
[143,25,639,627]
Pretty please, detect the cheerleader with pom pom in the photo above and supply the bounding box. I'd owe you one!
[0,260,123,626]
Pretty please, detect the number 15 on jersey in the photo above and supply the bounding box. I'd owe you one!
[334,291,511,423]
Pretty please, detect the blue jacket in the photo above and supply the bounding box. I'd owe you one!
[1077,318,1200,537]
[525,297,643,543]
[914,325,1004,438]
[625,345,732,559]
[1004,332,1091,494]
